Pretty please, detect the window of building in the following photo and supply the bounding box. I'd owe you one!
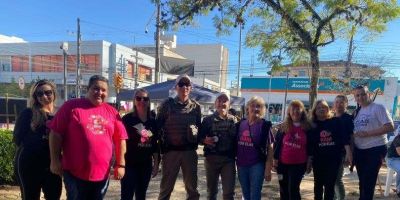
[32,55,62,72]
[0,56,11,71]
[298,70,306,77]
[11,56,29,72]
[80,54,100,73]
[279,72,288,76]
[360,70,369,78]
[323,70,330,77]
[126,61,134,78]
[138,65,152,82]
[29,54,101,73]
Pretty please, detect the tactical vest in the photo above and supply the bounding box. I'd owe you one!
[205,114,237,156]
[162,98,200,151]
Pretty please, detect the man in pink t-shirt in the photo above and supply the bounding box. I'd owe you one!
[49,75,128,200]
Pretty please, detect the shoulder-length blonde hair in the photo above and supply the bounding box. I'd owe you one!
[245,96,266,119]
[29,79,57,131]
[282,100,311,133]
[309,99,333,122]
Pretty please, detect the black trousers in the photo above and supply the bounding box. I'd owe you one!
[120,161,153,200]
[312,156,341,200]
[15,146,62,200]
[277,163,307,200]
[354,145,387,200]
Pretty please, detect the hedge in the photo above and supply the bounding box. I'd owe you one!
[0,129,16,185]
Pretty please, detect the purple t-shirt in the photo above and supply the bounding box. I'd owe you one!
[237,119,265,167]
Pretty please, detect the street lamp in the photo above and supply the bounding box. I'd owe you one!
[60,42,69,101]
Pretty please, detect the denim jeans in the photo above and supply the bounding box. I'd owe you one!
[237,162,265,200]
[387,157,400,192]
[63,171,109,200]
[121,162,152,200]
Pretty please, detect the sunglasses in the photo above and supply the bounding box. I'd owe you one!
[36,90,53,97]
[135,96,149,102]
[178,82,191,87]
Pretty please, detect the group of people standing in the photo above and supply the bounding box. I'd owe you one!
[13,74,395,200]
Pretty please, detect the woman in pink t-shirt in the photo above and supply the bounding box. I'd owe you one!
[273,100,312,200]
[48,75,128,200]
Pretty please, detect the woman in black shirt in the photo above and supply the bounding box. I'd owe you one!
[309,99,352,200]
[14,79,62,200]
[120,88,160,200]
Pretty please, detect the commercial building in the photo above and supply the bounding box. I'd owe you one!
[174,44,229,89]
[241,76,399,123]
[0,40,156,102]
[274,60,384,79]
[138,35,229,91]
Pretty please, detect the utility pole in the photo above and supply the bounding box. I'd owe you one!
[154,1,161,83]
[61,42,69,101]
[76,18,81,98]
[345,33,355,86]
[282,68,290,120]
[267,70,272,120]
[236,23,242,96]
[134,49,139,89]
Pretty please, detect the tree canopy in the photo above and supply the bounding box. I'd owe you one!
[157,0,400,107]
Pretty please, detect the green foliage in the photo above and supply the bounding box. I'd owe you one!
[158,0,400,106]
[0,83,31,98]
[0,129,16,185]
[159,0,400,66]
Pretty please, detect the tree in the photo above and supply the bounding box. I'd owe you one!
[157,0,400,107]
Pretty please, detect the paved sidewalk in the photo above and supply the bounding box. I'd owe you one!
[1,152,398,199]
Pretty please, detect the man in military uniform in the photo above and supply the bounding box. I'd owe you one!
[157,74,201,200]
[199,93,237,200]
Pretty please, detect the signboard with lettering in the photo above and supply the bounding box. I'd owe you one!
[241,77,385,93]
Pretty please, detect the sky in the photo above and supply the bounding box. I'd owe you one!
[0,0,399,87]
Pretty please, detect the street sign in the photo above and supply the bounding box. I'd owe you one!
[18,76,25,90]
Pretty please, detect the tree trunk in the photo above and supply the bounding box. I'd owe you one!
[309,46,319,108]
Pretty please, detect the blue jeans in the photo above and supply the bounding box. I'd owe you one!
[387,157,400,192]
[63,171,109,200]
[237,162,265,200]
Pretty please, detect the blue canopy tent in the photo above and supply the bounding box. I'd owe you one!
[118,80,245,106]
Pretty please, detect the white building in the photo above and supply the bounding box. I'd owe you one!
[0,40,155,100]
[174,44,229,89]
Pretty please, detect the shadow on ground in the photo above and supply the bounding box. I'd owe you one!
[0,149,397,199]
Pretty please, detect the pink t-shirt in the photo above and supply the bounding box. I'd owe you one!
[280,126,307,164]
[49,98,128,181]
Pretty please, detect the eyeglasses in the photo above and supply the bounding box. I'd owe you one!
[36,90,53,97]
[178,82,191,87]
[135,96,149,102]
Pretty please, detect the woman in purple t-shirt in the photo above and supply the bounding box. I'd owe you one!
[237,96,273,200]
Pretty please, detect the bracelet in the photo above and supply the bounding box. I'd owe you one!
[116,164,125,168]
